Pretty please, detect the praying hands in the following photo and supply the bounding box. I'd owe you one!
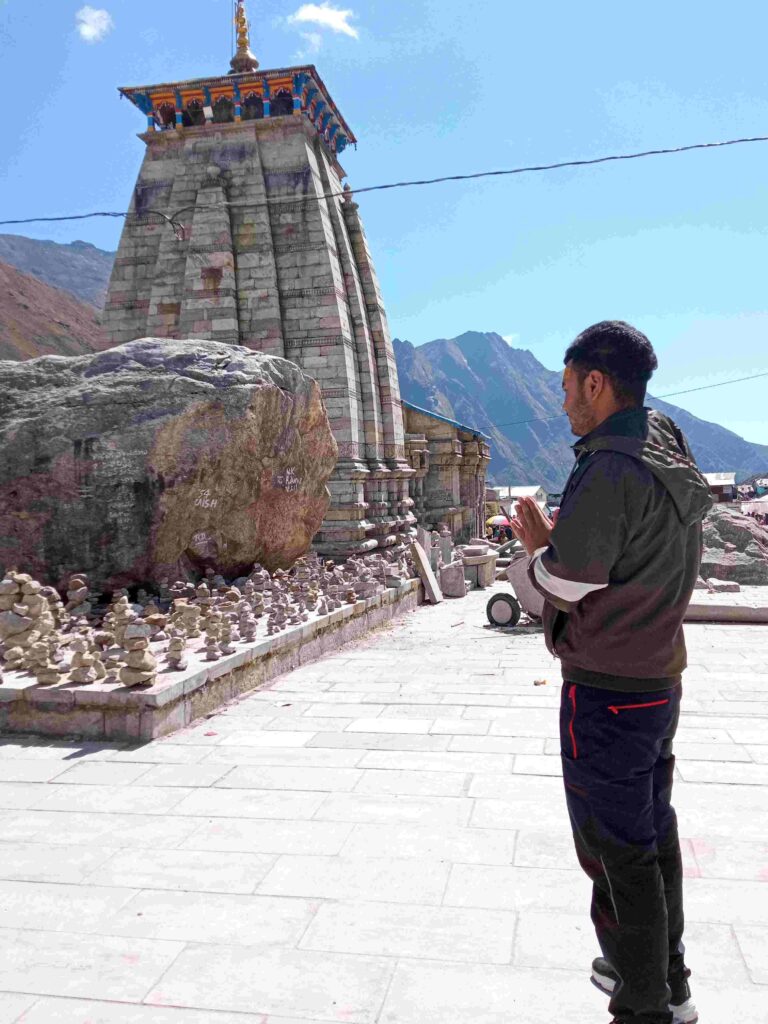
[509,497,558,556]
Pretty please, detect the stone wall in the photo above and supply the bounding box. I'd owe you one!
[104,115,415,558]
[403,403,491,542]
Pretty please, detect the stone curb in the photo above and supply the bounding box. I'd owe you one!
[685,602,768,624]
[0,580,422,742]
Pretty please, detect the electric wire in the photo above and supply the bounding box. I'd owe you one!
[1,129,765,430]
[491,370,768,429]
[2,134,768,228]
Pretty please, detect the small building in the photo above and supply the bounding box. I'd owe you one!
[703,472,737,503]
[495,485,548,510]
[755,478,768,497]
[403,402,491,542]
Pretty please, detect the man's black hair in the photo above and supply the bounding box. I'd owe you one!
[564,320,658,407]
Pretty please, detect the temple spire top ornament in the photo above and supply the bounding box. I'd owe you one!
[230,0,259,73]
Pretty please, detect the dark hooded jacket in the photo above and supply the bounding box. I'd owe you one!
[530,407,713,692]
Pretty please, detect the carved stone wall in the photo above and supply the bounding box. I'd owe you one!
[403,403,491,542]
[105,115,414,557]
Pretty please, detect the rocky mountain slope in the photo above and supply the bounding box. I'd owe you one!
[394,331,768,491]
[0,234,115,307]
[2,230,764,491]
[0,262,110,361]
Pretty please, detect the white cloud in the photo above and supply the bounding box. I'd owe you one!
[288,3,358,39]
[296,30,324,57]
[502,334,520,346]
[76,6,114,43]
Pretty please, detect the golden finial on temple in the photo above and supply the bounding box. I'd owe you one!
[230,0,259,73]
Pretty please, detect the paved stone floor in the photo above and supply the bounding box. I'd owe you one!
[0,583,766,1024]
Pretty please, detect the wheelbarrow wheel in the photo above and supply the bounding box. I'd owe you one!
[486,593,521,627]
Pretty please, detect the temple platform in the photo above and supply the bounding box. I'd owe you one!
[0,581,421,742]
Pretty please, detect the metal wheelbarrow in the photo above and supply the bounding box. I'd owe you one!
[486,551,545,627]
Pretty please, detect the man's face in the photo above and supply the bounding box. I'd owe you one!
[562,363,597,437]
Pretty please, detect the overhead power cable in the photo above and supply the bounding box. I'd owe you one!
[2,133,768,228]
[491,369,768,430]
[336,135,768,198]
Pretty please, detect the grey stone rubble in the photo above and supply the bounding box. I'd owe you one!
[0,549,417,694]
[702,504,768,585]
[415,525,499,599]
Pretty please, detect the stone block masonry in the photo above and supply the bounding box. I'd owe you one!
[105,115,416,557]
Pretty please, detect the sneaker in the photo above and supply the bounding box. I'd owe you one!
[591,957,699,1024]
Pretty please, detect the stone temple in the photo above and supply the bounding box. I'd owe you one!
[105,2,489,553]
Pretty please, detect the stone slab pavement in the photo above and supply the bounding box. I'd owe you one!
[0,582,766,1023]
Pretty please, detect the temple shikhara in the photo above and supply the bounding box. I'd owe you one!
[105,1,489,554]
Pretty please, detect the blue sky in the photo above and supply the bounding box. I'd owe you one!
[1,0,766,443]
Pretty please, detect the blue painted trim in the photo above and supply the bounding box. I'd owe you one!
[402,400,491,440]
[133,91,153,115]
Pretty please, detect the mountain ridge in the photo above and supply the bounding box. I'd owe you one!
[394,330,768,491]
[1,233,763,490]
[0,233,115,308]
[0,262,111,362]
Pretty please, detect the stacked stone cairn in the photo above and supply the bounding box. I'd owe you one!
[0,573,57,676]
[0,546,417,691]
[65,574,93,622]
[165,632,188,672]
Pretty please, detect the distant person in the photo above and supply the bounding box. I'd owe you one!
[503,524,514,542]
[510,321,711,1024]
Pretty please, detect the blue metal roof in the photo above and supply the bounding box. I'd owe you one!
[402,401,491,440]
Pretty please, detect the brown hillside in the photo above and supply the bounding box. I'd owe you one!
[0,261,111,361]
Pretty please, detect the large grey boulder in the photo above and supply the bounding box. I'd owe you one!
[0,339,338,591]
[701,505,768,585]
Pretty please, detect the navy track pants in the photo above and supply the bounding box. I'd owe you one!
[560,681,688,1024]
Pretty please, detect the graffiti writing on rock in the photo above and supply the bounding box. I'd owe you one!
[273,467,300,493]
[194,490,219,509]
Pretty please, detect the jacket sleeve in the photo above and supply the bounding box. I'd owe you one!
[528,453,631,612]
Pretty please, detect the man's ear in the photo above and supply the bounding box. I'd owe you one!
[586,369,606,401]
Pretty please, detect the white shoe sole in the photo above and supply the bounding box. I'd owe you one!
[590,967,616,996]
[670,1002,699,1024]
[590,968,699,1023]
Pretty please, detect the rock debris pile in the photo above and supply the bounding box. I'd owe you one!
[0,550,416,690]
[701,505,768,586]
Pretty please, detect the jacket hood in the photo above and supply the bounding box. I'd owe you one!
[574,408,713,526]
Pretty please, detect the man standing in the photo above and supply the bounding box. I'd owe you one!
[510,321,712,1024]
